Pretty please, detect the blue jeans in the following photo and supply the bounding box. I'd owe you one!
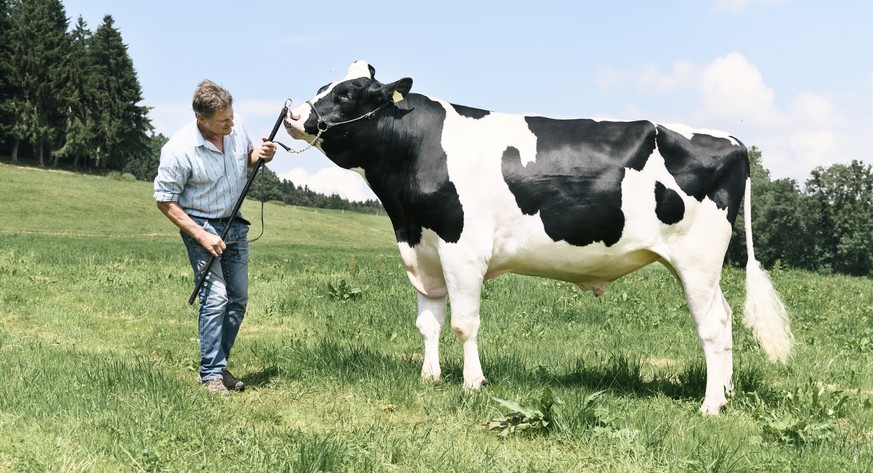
[182,217,249,382]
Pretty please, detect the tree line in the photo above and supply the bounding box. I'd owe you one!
[248,166,385,215]
[727,148,873,277]
[0,1,870,276]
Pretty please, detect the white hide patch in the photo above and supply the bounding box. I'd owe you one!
[659,122,740,146]
[345,60,372,81]
[399,230,449,298]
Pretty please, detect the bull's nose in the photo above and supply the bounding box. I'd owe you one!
[284,111,301,123]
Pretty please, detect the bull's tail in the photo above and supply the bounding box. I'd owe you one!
[742,178,793,363]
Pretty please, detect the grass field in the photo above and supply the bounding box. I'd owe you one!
[0,163,871,472]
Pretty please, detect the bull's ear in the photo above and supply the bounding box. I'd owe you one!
[389,77,413,103]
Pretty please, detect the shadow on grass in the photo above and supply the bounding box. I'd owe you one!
[251,338,422,386]
[471,351,772,403]
[241,366,280,388]
[250,337,771,405]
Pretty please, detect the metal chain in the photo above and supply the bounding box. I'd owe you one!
[276,127,324,155]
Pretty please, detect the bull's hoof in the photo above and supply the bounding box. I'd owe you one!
[420,374,442,384]
[463,377,488,390]
[699,399,728,415]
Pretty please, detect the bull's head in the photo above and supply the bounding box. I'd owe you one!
[284,61,413,155]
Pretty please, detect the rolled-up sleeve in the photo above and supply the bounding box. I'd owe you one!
[153,146,187,203]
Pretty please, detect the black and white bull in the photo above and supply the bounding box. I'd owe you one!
[283,61,792,414]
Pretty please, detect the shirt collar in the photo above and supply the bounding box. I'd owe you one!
[193,120,224,153]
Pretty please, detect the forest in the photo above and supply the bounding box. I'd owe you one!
[0,0,384,214]
[0,0,871,276]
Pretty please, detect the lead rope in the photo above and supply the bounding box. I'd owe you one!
[222,179,268,245]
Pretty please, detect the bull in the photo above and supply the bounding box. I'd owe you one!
[283,61,792,414]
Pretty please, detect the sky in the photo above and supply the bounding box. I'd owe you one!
[61,0,873,202]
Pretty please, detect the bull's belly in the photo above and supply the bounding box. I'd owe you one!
[401,227,669,298]
[486,240,662,292]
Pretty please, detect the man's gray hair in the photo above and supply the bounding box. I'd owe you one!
[192,80,233,118]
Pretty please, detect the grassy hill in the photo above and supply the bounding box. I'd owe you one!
[0,163,395,248]
[0,164,870,472]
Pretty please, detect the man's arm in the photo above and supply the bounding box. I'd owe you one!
[156,201,226,257]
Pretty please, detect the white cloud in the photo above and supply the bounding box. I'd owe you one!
[698,52,783,128]
[594,61,699,100]
[637,60,698,93]
[791,92,842,128]
[778,94,845,175]
[279,167,378,202]
[788,130,839,173]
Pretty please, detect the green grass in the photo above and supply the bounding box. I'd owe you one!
[1,163,871,472]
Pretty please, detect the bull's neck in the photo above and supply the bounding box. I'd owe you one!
[351,95,463,246]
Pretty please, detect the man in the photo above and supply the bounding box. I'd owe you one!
[153,80,277,394]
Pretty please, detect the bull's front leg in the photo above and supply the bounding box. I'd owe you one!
[416,293,447,381]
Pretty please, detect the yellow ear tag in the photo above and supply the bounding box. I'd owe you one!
[392,90,404,103]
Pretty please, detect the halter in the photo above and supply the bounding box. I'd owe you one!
[277,98,391,154]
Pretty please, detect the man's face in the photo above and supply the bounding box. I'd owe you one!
[198,106,234,136]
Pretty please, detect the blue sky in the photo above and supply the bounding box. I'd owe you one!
[62,0,873,201]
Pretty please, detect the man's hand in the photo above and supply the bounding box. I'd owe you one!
[252,138,278,165]
[156,201,227,257]
[198,231,226,257]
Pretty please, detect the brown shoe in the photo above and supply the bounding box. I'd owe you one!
[221,369,245,392]
[203,378,229,395]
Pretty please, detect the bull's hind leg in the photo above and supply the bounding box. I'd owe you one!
[679,272,734,415]
[443,271,487,389]
[416,293,447,381]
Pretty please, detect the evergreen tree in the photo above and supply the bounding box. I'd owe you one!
[54,16,99,169]
[125,132,166,182]
[89,14,151,172]
[7,0,70,166]
[249,166,284,202]
[0,0,16,154]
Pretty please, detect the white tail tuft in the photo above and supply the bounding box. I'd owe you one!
[744,259,792,362]
[742,178,793,363]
